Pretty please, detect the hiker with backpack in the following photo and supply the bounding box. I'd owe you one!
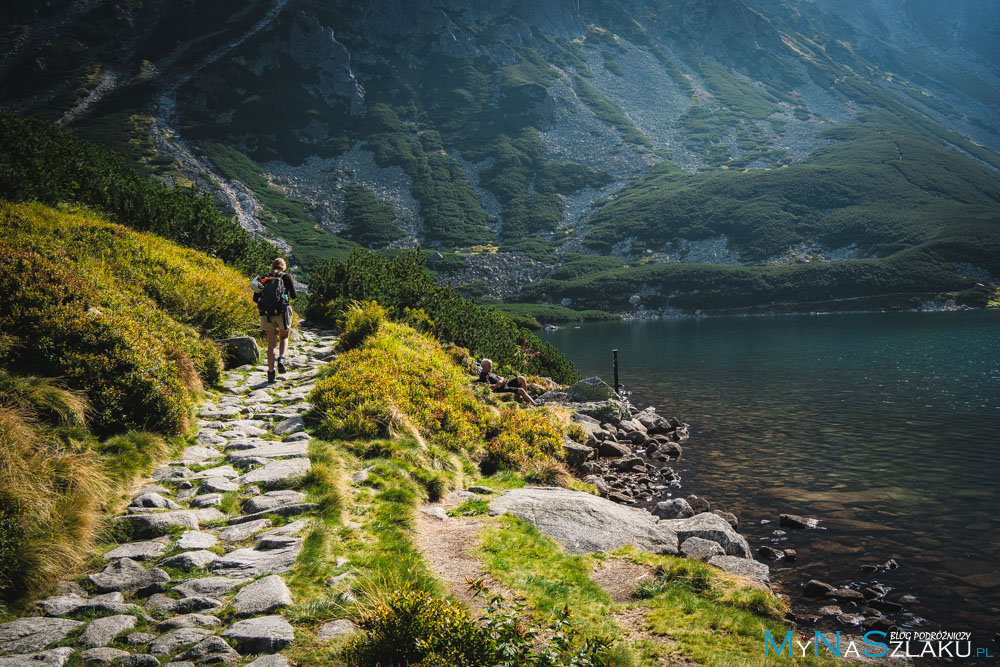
[251,258,297,383]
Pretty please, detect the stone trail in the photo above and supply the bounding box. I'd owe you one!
[0,327,355,666]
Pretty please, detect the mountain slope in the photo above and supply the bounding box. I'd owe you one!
[1,0,997,308]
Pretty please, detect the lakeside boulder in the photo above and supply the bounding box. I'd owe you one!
[488,487,678,555]
[536,377,629,423]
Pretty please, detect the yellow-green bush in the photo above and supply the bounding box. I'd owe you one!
[0,201,258,434]
[337,300,388,350]
[310,318,572,473]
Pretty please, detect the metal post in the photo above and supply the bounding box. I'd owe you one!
[612,349,620,395]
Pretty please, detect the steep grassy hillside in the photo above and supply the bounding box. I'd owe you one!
[0,201,258,434]
[0,200,262,604]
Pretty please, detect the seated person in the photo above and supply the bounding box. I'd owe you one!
[476,358,537,406]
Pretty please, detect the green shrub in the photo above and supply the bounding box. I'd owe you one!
[342,184,405,248]
[306,249,579,383]
[338,301,388,351]
[341,583,615,667]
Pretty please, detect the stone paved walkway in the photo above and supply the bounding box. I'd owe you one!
[0,328,340,666]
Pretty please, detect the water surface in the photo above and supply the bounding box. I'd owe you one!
[540,311,1000,642]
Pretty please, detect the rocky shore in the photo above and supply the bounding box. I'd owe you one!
[531,375,918,641]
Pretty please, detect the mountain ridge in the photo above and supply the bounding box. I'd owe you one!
[1,0,997,311]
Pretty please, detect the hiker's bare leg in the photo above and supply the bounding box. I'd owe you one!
[278,329,290,358]
[517,387,537,406]
[266,329,277,371]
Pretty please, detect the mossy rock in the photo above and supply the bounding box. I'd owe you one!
[564,377,617,403]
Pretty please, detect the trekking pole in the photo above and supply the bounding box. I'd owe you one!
[612,349,620,395]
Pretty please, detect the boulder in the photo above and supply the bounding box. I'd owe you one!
[149,628,214,656]
[159,550,218,571]
[157,615,222,630]
[713,511,738,530]
[80,647,131,664]
[803,579,835,597]
[125,633,157,646]
[208,537,302,576]
[221,616,294,653]
[234,458,311,488]
[130,493,182,510]
[116,509,224,539]
[758,546,784,561]
[218,337,260,369]
[242,491,306,515]
[659,513,751,558]
[826,588,865,603]
[686,495,711,514]
[0,618,84,654]
[182,636,241,665]
[563,377,617,403]
[598,441,630,458]
[232,575,293,616]
[180,447,222,463]
[176,532,218,550]
[103,541,168,561]
[219,519,272,542]
[272,416,305,436]
[36,592,137,617]
[172,577,250,598]
[227,442,308,466]
[160,597,223,614]
[189,494,223,509]
[89,558,170,594]
[79,615,137,648]
[614,457,644,472]
[707,555,770,585]
[0,647,75,666]
[201,478,239,494]
[317,619,358,641]
[651,498,694,520]
[229,503,318,525]
[245,655,288,667]
[561,438,592,468]
[679,537,725,561]
[488,487,678,555]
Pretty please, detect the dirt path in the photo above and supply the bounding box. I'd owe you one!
[413,496,697,665]
[413,495,516,612]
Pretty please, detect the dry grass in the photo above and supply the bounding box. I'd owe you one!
[0,405,106,600]
[0,375,171,603]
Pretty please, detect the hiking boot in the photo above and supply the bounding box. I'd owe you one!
[267,370,276,383]
[277,357,286,374]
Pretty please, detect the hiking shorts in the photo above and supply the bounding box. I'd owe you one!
[260,307,293,332]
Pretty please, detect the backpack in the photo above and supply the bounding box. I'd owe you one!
[256,272,287,316]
